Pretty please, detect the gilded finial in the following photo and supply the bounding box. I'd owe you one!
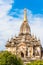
[24,8,27,21]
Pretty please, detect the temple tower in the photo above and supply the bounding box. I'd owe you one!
[20,9,31,35]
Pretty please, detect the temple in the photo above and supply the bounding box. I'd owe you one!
[5,9,42,63]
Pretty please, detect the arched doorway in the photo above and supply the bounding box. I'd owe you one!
[21,52,24,57]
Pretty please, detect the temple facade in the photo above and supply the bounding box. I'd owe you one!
[6,9,42,62]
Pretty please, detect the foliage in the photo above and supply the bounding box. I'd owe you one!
[26,60,43,65]
[0,51,23,65]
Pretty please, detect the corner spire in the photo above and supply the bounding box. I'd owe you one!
[24,8,27,21]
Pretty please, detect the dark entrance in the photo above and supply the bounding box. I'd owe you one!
[21,52,24,57]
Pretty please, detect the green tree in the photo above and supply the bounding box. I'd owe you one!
[0,51,23,65]
[26,60,43,65]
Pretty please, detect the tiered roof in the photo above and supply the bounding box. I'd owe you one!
[6,9,41,47]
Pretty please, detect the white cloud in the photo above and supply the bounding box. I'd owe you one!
[0,0,13,18]
[0,1,43,50]
[0,0,15,50]
[0,0,13,4]
[30,17,43,47]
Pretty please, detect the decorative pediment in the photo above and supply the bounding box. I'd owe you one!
[18,42,26,47]
[17,42,26,52]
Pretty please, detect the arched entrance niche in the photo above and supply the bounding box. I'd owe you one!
[21,51,24,58]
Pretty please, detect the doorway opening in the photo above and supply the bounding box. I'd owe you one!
[21,52,24,57]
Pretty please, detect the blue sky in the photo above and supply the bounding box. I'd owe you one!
[10,0,43,14]
[0,0,43,50]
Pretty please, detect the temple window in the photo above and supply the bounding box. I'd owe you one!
[26,51,28,56]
